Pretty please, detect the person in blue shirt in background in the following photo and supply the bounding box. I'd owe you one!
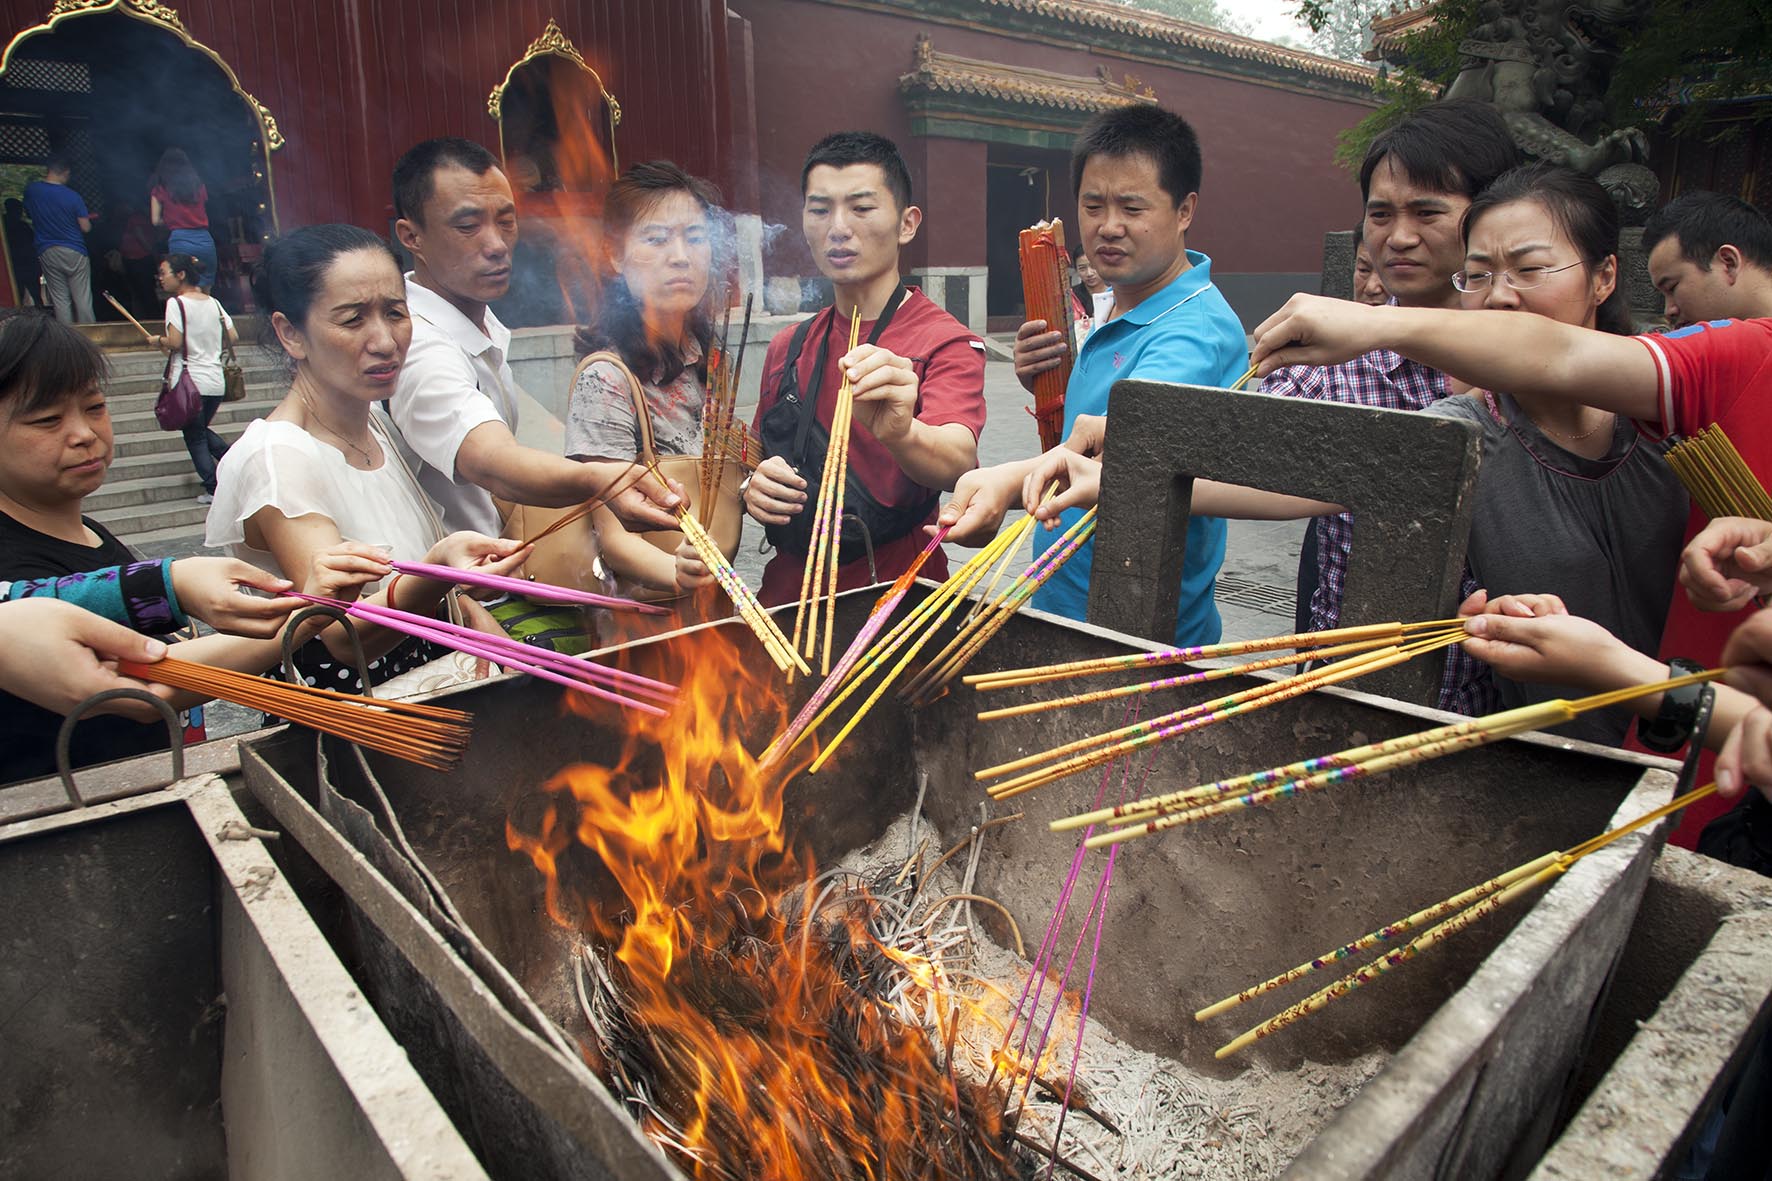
[22,154,93,324]
[942,103,1248,645]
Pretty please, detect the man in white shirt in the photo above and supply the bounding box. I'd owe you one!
[388,138,679,535]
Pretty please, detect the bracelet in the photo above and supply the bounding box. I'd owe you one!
[1637,657,1706,753]
[383,572,403,610]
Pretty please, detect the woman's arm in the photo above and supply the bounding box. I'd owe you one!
[150,194,163,227]
[589,505,681,592]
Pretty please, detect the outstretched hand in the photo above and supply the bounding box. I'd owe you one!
[169,555,304,638]
[1250,293,1387,377]
[1680,516,1772,612]
[1719,609,1772,802]
[1023,447,1101,527]
[0,598,174,720]
[1459,611,1660,691]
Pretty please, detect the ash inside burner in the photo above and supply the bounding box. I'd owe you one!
[572,808,1384,1181]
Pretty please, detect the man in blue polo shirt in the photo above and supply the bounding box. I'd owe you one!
[23,154,93,324]
[942,104,1247,645]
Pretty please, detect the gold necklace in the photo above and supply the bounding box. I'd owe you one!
[299,392,376,466]
[1530,411,1612,443]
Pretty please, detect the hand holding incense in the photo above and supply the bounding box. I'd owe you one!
[1018,220,1076,450]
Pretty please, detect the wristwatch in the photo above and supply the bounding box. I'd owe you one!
[1637,657,1706,753]
[738,473,755,499]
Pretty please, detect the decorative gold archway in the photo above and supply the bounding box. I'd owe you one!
[487,18,620,177]
[1,0,282,231]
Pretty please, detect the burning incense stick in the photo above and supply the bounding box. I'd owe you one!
[790,308,862,678]
[1075,669,1723,848]
[760,527,950,765]
[102,292,155,341]
[1018,220,1075,450]
[966,617,1466,692]
[118,655,472,769]
[981,630,1465,800]
[389,560,668,613]
[1209,783,1720,1058]
[821,311,863,675]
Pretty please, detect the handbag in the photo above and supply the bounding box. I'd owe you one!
[498,352,744,599]
[221,329,246,402]
[153,296,203,431]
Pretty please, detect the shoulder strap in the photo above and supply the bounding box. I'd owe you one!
[175,297,189,359]
[574,350,658,463]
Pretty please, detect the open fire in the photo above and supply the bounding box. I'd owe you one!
[506,625,1052,1179]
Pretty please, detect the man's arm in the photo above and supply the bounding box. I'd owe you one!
[845,338,983,492]
[454,421,680,531]
[1252,296,1661,421]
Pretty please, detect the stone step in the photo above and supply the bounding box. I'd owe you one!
[111,417,257,458]
[89,497,211,543]
[108,397,279,434]
[105,372,286,397]
[105,448,219,483]
[85,471,212,513]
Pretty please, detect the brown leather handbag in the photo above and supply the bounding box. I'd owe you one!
[499,352,744,597]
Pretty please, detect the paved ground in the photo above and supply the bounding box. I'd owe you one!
[135,357,1302,736]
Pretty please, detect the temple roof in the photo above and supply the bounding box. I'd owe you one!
[1368,0,1443,60]
[899,39,1157,113]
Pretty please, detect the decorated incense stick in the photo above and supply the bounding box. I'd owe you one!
[821,311,863,675]
[979,631,1410,722]
[1227,361,1260,392]
[389,560,668,613]
[760,527,949,765]
[981,631,1465,800]
[902,508,1098,705]
[1209,784,1720,1058]
[1018,219,1075,450]
[1077,669,1724,849]
[967,616,1466,692]
[103,292,155,341]
[801,513,1045,771]
[669,492,809,675]
[118,655,473,769]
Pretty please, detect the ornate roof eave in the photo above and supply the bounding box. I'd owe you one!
[5,0,285,149]
[900,37,1157,117]
[818,0,1380,102]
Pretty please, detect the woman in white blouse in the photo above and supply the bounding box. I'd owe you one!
[207,224,526,691]
[153,251,237,502]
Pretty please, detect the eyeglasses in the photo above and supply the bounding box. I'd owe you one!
[1452,261,1585,293]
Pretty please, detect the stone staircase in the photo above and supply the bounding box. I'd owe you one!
[91,346,287,552]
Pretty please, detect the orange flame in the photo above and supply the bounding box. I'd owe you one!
[506,627,1019,1178]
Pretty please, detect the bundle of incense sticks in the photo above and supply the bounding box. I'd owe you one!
[1665,424,1772,521]
[978,627,1468,800]
[290,592,678,715]
[1051,668,1723,846]
[1203,782,1720,1058]
[653,462,808,675]
[790,308,864,678]
[1228,361,1260,392]
[967,616,1465,693]
[103,291,155,341]
[389,560,668,614]
[792,500,1055,774]
[117,655,473,769]
[700,295,756,521]
[759,527,950,766]
[899,507,1098,706]
[1019,220,1074,451]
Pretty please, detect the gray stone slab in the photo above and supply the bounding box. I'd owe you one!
[1087,381,1481,704]
[1321,229,1357,301]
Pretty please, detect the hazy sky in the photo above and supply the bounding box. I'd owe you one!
[1217,0,1318,45]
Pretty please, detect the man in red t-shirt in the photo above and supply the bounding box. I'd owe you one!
[1250,298,1772,846]
[745,131,986,606]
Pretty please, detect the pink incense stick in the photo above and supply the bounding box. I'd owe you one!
[342,599,677,702]
[389,560,670,614]
[291,593,672,716]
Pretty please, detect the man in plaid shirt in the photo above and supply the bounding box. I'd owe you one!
[1263,99,1520,638]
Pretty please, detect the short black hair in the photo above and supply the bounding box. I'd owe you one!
[1359,98,1521,203]
[161,252,203,289]
[44,153,72,175]
[0,308,107,419]
[392,137,501,224]
[1643,190,1772,271]
[800,132,913,211]
[1070,104,1202,208]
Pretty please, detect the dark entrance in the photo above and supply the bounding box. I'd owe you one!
[0,10,275,317]
[984,142,1070,329]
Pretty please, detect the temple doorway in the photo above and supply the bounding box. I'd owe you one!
[984,143,1070,329]
[0,5,277,317]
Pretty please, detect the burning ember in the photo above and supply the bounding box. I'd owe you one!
[506,627,1037,1179]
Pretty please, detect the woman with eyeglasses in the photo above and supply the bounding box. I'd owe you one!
[1420,163,1687,743]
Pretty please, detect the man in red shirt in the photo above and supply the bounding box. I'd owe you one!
[1251,298,1772,843]
[745,131,986,605]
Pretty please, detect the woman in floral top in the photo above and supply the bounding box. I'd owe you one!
[567,161,727,596]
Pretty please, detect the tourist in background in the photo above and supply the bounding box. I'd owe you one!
[23,154,93,323]
[4,198,41,307]
[149,147,216,291]
[1643,190,1772,326]
[152,251,236,504]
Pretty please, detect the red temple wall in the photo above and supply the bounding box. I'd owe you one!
[743,0,1375,278]
[0,0,731,234]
